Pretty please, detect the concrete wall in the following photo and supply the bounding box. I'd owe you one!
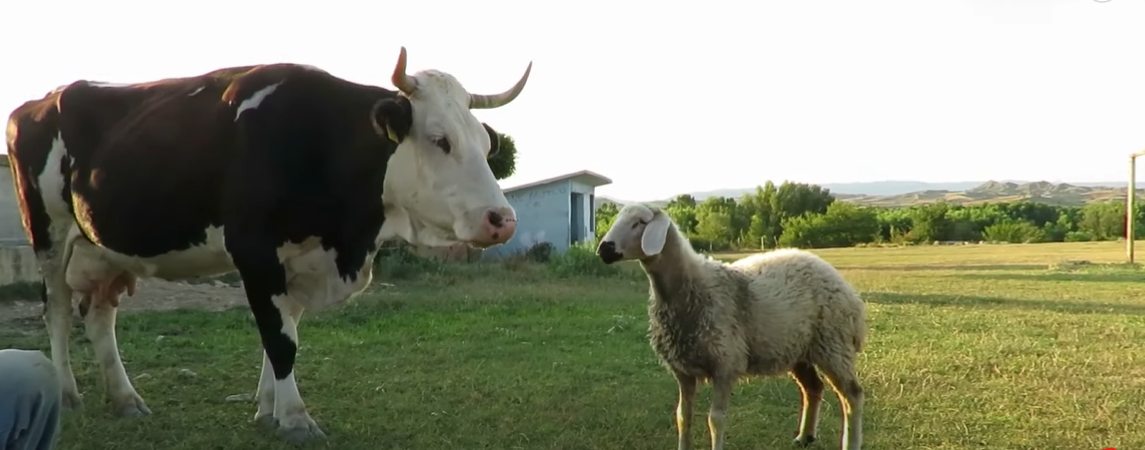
[483,180,572,259]
[0,245,39,285]
[0,167,28,243]
[0,164,37,285]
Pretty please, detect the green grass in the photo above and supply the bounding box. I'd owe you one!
[3,241,1145,450]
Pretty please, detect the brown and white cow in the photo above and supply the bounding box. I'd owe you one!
[4,47,530,442]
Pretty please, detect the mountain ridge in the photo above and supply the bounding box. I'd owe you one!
[595,180,1139,209]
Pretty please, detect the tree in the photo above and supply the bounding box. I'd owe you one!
[694,209,733,250]
[778,202,879,249]
[595,202,620,241]
[488,132,518,180]
[665,195,700,235]
[908,202,952,243]
[741,182,780,248]
[759,181,835,248]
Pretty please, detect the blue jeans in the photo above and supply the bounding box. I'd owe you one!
[0,349,60,450]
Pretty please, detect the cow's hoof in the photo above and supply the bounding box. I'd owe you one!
[113,396,152,417]
[61,392,84,413]
[793,435,816,446]
[276,415,326,443]
[255,414,278,430]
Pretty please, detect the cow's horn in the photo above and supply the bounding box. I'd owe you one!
[391,46,419,94]
[469,61,533,110]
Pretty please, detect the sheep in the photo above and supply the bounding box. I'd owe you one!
[595,203,866,450]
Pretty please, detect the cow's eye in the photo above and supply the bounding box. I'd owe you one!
[432,136,451,154]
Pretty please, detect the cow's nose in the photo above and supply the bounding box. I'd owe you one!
[478,207,516,246]
[487,210,505,227]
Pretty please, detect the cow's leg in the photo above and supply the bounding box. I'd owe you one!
[82,288,149,416]
[229,242,325,443]
[66,242,147,417]
[37,249,82,412]
[254,299,303,428]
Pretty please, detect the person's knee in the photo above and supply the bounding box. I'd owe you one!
[0,349,63,449]
[0,349,61,398]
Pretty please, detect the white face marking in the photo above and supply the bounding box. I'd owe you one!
[380,70,515,248]
[600,204,662,260]
[188,86,205,96]
[234,83,282,121]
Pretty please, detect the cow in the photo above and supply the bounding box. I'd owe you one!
[4,47,531,442]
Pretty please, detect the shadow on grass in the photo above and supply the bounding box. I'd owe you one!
[836,264,1048,272]
[0,281,42,303]
[865,292,1145,316]
[950,271,1145,284]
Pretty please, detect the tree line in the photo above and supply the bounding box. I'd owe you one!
[594,181,1142,251]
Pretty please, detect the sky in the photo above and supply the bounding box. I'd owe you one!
[3,0,1145,202]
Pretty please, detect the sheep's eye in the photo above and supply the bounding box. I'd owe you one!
[432,136,451,154]
[633,219,647,229]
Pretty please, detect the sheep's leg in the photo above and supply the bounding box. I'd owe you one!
[673,371,697,450]
[819,362,864,450]
[790,361,824,446]
[707,376,733,450]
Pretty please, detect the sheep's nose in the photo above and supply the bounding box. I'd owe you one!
[597,241,622,264]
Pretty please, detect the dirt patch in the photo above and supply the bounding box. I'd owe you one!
[0,278,248,337]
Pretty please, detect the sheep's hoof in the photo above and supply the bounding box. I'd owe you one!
[793,435,816,446]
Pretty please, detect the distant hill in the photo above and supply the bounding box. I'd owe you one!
[839,180,1136,207]
[683,181,991,200]
[594,180,1137,210]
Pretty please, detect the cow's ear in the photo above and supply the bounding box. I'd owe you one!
[371,97,413,144]
[482,123,500,159]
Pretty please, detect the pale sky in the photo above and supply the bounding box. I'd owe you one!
[3,0,1144,202]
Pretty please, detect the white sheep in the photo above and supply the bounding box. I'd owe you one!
[596,203,866,450]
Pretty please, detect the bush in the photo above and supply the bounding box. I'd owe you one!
[1063,231,1094,242]
[0,280,43,302]
[778,202,880,249]
[547,239,620,278]
[525,242,555,263]
[373,244,443,280]
[982,220,1046,244]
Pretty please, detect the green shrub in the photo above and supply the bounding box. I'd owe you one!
[373,244,443,280]
[0,280,43,302]
[982,220,1046,244]
[525,242,555,263]
[1063,231,1094,242]
[547,239,620,278]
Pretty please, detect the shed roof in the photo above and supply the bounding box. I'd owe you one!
[502,170,612,195]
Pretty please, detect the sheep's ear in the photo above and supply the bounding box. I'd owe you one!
[641,213,671,256]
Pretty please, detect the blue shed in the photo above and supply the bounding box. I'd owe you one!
[483,170,613,259]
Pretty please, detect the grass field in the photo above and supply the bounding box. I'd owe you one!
[3,241,1145,450]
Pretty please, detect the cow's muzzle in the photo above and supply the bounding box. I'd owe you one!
[469,206,517,248]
